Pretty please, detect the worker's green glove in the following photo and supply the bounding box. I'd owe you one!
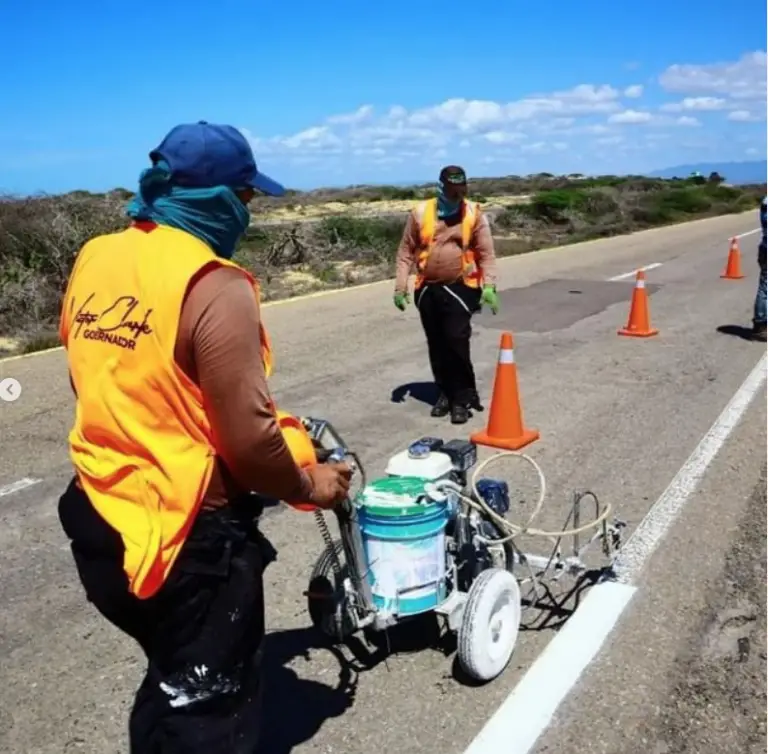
[394,292,410,311]
[481,285,499,314]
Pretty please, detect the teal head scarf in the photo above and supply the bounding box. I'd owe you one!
[437,180,463,218]
[125,160,250,259]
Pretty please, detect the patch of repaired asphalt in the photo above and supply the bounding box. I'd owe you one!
[627,469,767,754]
[475,278,662,333]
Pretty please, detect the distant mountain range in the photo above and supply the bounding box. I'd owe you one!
[647,160,766,185]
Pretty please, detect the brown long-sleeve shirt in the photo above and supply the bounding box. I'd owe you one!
[174,265,315,509]
[394,203,498,293]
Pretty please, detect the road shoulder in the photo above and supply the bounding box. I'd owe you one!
[533,386,767,754]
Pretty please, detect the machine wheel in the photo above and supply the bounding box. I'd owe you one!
[457,567,521,683]
[307,539,356,641]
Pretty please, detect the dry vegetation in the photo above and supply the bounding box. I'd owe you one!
[0,172,764,355]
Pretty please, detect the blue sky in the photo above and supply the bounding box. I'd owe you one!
[2,0,766,195]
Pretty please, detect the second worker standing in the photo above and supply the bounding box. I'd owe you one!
[393,165,500,425]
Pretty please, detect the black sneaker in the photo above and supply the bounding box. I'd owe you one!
[450,404,470,425]
[753,323,767,342]
[430,393,450,418]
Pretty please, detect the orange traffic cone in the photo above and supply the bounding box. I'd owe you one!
[470,332,540,451]
[721,237,745,280]
[618,269,659,338]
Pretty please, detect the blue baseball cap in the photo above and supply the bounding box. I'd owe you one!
[149,121,286,196]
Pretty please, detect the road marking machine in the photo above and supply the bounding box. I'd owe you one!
[286,415,625,683]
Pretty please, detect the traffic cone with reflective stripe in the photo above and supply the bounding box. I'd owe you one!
[470,332,540,451]
[721,237,745,280]
[618,269,659,338]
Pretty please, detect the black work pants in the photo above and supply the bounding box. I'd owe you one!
[58,478,275,753]
[414,281,482,406]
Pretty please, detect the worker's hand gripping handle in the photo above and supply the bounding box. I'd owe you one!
[316,446,356,475]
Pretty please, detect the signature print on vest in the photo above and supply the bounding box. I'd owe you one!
[72,293,154,351]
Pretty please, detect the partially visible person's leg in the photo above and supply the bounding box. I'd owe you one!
[415,284,452,416]
[753,242,766,341]
[441,282,483,424]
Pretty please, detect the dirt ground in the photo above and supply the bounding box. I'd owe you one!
[628,470,767,754]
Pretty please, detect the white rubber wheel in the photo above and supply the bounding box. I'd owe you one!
[457,567,521,682]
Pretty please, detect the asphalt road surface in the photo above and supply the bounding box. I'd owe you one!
[1,212,766,754]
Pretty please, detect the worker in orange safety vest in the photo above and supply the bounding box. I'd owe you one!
[393,165,500,424]
[56,121,351,753]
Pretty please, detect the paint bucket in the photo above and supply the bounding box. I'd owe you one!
[355,476,450,617]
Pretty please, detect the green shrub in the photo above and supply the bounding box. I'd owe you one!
[317,215,403,251]
[528,189,589,221]
[648,187,713,216]
[372,186,419,201]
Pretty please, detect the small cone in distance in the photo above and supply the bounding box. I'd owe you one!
[721,237,745,280]
[470,332,539,451]
[618,269,659,338]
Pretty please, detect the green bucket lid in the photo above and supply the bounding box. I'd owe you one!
[355,476,441,517]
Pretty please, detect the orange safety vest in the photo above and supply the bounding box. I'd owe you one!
[413,197,483,290]
[58,221,273,600]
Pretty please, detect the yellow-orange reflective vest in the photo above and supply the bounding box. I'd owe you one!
[413,197,483,289]
[59,221,273,599]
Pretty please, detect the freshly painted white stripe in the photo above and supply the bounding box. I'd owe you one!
[462,352,766,754]
[0,477,42,498]
[498,349,515,364]
[608,262,662,282]
[735,228,761,239]
[462,581,637,754]
[614,351,767,584]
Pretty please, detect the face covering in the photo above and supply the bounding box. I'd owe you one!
[125,161,251,259]
[437,180,463,218]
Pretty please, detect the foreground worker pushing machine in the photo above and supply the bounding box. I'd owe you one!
[288,416,627,683]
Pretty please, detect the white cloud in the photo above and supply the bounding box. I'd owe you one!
[609,109,654,124]
[659,51,767,101]
[239,50,766,183]
[326,105,374,126]
[660,96,729,112]
[482,131,526,144]
[280,126,342,151]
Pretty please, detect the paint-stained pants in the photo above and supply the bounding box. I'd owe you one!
[58,478,274,753]
[414,281,483,406]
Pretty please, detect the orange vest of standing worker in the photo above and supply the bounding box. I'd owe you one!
[58,221,274,599]
[413,197,483,290]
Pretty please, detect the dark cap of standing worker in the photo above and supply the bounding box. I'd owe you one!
[439,165,468,185]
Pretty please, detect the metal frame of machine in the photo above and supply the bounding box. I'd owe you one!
[301,417,625,684]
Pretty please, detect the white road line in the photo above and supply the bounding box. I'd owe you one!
[614,351,767,584]
[608,262,663,281]
[463,581,637,754]
[607,228,761,282]
[0,477,42,498]
[462,351,767,754]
